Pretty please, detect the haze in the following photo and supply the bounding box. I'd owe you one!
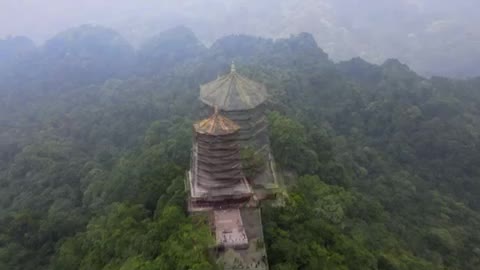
[3,1,480,270]
[1,0,479,77]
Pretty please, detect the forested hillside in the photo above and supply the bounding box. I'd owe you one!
[0,25,479,270]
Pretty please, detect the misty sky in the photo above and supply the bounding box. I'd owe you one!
[0,1,252,43]
[1,0,479,77]
[0,1,171,42]
[3,0,477,44]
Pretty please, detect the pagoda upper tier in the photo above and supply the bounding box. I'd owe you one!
[200,63,267,111]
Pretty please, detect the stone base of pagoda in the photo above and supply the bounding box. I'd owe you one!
[213,208,249,249]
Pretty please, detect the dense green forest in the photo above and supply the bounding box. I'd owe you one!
[1,25,480,269]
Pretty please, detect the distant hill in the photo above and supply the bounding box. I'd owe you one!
[2,1,479,77]
[106,0,480,78]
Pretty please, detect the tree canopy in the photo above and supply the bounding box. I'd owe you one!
[1,25,480,270]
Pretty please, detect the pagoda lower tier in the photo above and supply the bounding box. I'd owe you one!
[187,142,255,212]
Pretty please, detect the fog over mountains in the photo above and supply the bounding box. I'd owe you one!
[1,0,479,78]
[2,10,480,269]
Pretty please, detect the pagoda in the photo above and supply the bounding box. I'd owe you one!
[199,63,279,197]
[187,63,278,270]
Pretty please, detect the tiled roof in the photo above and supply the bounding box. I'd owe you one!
[200,63,267,111]
[194,108,240,135]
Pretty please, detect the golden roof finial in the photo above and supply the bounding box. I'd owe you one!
[231,60,236,73]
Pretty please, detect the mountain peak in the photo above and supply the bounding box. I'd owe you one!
[138,26,206,74]
[141,25,204,49]
[0,36,36,60]
[382,58,411,71]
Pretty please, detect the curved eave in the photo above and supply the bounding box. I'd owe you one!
[193,113,240,136]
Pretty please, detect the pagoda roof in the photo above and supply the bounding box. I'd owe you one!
[194,108,240,136]
[200,63,267,111]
